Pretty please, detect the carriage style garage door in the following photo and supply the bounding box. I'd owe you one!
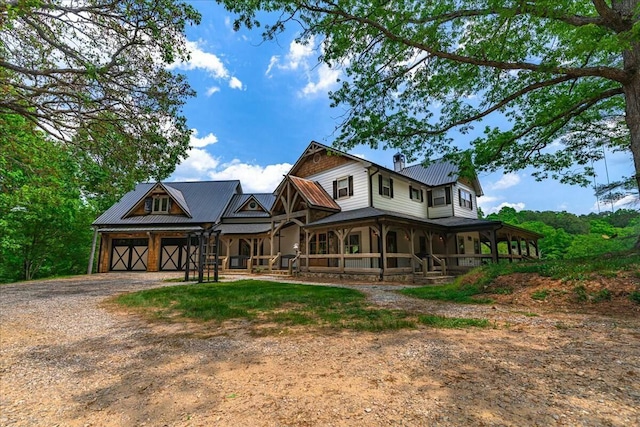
[110,238,149,271]
[159,237,198,271]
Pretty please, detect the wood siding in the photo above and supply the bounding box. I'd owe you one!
[372,173,427,218]
[295,150,353,178]
[306,162,369,211]
[452,182,478,219]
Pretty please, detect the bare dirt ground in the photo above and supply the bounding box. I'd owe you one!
[1,273,639,427]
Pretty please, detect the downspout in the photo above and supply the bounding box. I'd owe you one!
[87,227,99,275]
[369,167,380,208]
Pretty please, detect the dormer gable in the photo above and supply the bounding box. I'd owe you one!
[236,195,268,213]
[122,182,192,219]
[287,141,371,179]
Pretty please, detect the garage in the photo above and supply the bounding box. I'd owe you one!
[110,238,149,271]
[159,237,198,271]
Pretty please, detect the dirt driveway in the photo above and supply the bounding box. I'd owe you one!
[1,273,639,426]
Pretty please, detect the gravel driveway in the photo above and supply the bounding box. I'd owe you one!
[1,273,639,426]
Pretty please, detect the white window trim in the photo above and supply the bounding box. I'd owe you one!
[411,187,422,203]
[337,176,349,199]
[433,188,446,206]
[152,196,170,214]
[381,177,391,197]
[460,189,473,209]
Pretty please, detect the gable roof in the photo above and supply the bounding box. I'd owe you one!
[288,175,340,211]
[285,140,371,179]
[223,193,276,219]
[93,180,241,226]
[121,181,192,219]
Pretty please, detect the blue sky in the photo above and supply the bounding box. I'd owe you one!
[167,2,635,216]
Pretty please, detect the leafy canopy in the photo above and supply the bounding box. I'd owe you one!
[217,0,640,189]
[1,0,201,197]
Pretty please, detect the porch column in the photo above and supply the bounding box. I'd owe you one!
[87,227,99,275]
[270,221,275,256]
[506,233,513,263]
[426,231,434,271]
[490,230,499,264]
[526,239,531,257]
[381,224,389,273]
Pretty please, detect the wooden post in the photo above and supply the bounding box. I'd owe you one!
[506,233,513,263]
[490,229,499,264]
[87,227,98,274]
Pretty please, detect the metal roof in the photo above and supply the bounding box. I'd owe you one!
[93,180,241,226]
[223,193,276,219]
[214,223,272,235]
[399,161,459,187]
[305,207,445,228]
[97,226,204,233]
[289,175,341,211]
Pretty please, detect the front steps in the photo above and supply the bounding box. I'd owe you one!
[413,271,456,285]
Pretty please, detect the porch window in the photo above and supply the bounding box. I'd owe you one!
[309,233,328,254]
[345,233,360,254]
[459,189,473,209]
[152,196,170,213]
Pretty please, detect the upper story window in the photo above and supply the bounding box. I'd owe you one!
[333,176,353,199]
[427,186,451,207]
[378,175,394,198]
[152,196,170,213]
[433,188,446,206]
[409,185,423,202]
[459,189,473,209]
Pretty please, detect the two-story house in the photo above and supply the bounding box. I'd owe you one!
[91,141,541,280]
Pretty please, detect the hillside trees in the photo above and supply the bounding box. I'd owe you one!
[218,0,640,195]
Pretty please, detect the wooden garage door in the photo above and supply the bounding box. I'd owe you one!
[110,238,149,271]
[159,237,198,271]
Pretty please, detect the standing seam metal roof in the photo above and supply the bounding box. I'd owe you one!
[93,180,241,226]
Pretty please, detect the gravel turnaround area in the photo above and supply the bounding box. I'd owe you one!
[1,273,639,427]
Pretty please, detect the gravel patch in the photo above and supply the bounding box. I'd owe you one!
[1,273,639,426]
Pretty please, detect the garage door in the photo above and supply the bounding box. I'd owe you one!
[110,238,149,271]
[160,237,199,271]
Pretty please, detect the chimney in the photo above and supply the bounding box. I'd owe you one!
[393,152,405,172]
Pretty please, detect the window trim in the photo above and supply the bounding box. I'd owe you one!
[152,196,170,214]
[433,188,446,206]
[337,176,349,199]
[459,188,473,210]
[344,232,361,254]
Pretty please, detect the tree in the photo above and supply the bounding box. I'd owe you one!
[1,0,200,191]
[0,114,95,281]
[218,1,640,191]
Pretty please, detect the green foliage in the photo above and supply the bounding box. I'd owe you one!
[0,115,96,282]
[217,0,640,189]
[630,291,640,304]
[114,280,487,331]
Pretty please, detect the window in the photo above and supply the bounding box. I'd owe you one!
[309,233,328,254]
[409,185,423,202]
[333,176,353,199]
[345,233,360,254]
[337,177,349,198]
[459,189,473,209]
[433,188,446,206]
[378,175,394,198]
[152,196,170,213]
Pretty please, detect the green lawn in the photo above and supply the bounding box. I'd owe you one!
[114,280,489,332]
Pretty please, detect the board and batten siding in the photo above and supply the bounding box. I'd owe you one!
[306,161,369,211]
[452,182,478,219]
[371,172,427,218]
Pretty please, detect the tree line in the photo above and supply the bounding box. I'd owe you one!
[484,206,640,260]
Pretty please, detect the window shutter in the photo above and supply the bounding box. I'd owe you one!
[459,188,462,206]
[470,195,473,210]
[144,197,152,213]
[378,175,383,195]
[427,190,433,207]
[409,185,413,200]
[332,180,338,199]
[167,198,172,211]
[420,189,424,202]
[445,187,451,204]
[389,178,394,198]
[348,176,354,196]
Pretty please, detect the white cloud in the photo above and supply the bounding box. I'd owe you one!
[229,76,243,90]
[300,63,341,97]
[207,160,292,192]
[491,173,521,190]
[591,194,638,212]
[168,39,243,92]
[190,129,218,148]
[206,86,220,96]
[172,148,221,181]
[483,202,526,215]
[266,36,342,98]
